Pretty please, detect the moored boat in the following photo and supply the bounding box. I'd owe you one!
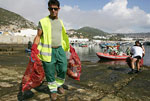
[96,52,128,60]
[79,43,88,47]
[25,48,31,53]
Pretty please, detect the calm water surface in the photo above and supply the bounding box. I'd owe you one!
[72,44,150,66]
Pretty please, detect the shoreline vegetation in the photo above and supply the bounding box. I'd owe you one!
[0,44,150,101]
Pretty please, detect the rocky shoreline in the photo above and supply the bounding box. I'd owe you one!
[0,45,150,101]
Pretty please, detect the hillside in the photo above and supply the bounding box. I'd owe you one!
[0,7,37,32]
[68,26,150,40]
[68,26,109,39]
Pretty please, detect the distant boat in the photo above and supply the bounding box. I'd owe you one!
[99,43,119,49]
[99,43,106,48]
[79,43,88,47]
[143,41,150,45]
[25,48,31,53]
[0,31,3,35]
[96,52,128,60]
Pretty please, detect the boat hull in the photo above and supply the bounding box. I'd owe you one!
[96,52,128,60]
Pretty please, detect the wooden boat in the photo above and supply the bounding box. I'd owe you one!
[96,52,128,60]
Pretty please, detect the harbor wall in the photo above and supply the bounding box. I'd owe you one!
[0,35,35,44]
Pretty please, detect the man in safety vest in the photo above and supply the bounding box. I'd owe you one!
[31,0,70,100]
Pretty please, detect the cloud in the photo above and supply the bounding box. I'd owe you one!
[0,0,150,33]
[59,0,150,33]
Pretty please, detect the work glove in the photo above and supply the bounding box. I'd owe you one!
[30,44,39,62]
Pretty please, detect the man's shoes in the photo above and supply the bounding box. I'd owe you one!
[58,87,65,94]
[50,93,57,101]
[135,69,141,73]
[128,69,136,74]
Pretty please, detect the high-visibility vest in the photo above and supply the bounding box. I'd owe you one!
[37,16,70,62]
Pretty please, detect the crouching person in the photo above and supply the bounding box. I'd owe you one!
[128,41,143,74]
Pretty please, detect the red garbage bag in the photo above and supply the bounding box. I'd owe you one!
[140,58,144,66]
[67,45,81,81]
[22,52,45,92]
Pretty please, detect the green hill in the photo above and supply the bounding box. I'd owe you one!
[0,7,37,31]
[68,26,109,39]
[77,26,108,36]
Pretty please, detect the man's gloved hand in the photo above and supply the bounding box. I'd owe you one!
[30,44,39,62]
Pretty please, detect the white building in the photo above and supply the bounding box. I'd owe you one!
[69,38,89,43]
[93,36,107,39]
[14,29,37,37]
[121,37,133,41]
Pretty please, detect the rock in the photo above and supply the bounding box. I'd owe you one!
[101,94,123,101]
[77,88,86,93]
[0,82,13,87]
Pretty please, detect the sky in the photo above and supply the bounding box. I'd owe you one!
[0,0,150,33]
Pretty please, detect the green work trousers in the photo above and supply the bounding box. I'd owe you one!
[42,46,67,92]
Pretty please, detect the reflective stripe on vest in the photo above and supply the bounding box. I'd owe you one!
[39,42,51,56]
[39,42,51,48]
[40,51,51,56]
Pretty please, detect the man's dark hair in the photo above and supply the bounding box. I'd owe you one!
[48,0,60,8]
[135,40,140,44]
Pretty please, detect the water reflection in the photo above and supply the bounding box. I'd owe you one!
[143,45,150,66]
[98,59,127,65]
[72,44,150,66]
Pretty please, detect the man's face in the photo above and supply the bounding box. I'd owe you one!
[49,5,60,18]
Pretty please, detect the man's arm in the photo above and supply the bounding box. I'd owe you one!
[142,45,145,56]
[130,47,134,56]
[30,29,42,61]
[33,29,43,45]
